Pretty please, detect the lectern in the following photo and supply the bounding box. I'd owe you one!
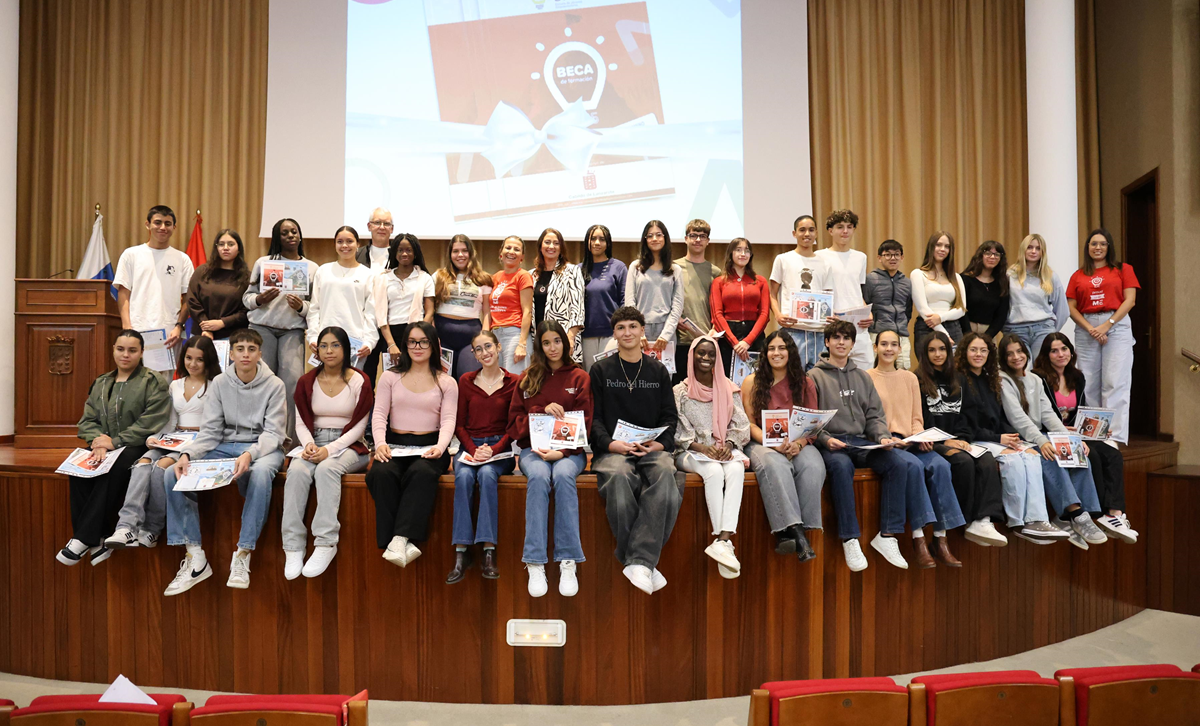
[15,279,124,448]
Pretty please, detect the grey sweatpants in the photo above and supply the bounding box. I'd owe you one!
[281,428,370,551]
[747,441,825,533]
[592,450,682,569]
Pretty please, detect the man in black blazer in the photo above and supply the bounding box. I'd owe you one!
[356,207,393,271]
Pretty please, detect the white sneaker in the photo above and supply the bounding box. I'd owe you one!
[105,527,138,550]
[717,562,740,579]
[284,550,304,580]
[383,536,408,567]
[90,545,113,566]
[870,533,908,569]
[1069,512,1108,545]
[964,520,1008,547]
[1020,521,1070,540]
[137,531,159,548]
[303,545,337,578]
[164,555,212,596]
[404,541,422,566]
[1098,514,1138,544]
[56,538,88,566]
[527,564,548,597]
[842,539,869,572]
[227,550,252,589]
[622,564,654,594]
[650,568,668,592]
[558,560,579,597]
[704,539,741,571]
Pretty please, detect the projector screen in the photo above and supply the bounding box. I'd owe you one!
[261,0,810,243]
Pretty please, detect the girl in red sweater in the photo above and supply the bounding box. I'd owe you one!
[710,237,771,369]
[507,320,593,599]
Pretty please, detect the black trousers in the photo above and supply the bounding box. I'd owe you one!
[364,323,409,391]
[717,319,765,376]
[1087,442,1125,512]
[934,443,1005,523]
[365,431,450,547]
[68,445,148,546]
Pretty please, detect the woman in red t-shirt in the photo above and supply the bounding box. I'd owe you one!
[489,236,534,374]
[710,237,771,368]
[1065,228,1139,443]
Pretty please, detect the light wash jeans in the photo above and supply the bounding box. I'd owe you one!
[746,441,824,532]
[995,451,1050,526]
[164,442,285,550]
[676,450,745,535]
[1075,312,1134,443]
[519,448,586,564]
[1039,456,1102,517]
[251,324,306,440]
[116,448,171,535]
[280,428,369,551]
[452,435,516,545]
[493,325,528,374]
[1003,318,1058,365]
[782,328,823,371]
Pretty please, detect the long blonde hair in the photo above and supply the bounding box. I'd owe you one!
[1008,234,1054,294]
[434,234,491,305]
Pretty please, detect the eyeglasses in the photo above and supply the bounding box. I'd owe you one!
[686,233,709,241]
[406,339,430,349]
[982,251,1002,258]
[881,252,902,259]
[646,232,665,240]
[472,342,496,355]
[369,220,394,228]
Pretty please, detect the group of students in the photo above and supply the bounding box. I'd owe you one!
[56,205,1142,595]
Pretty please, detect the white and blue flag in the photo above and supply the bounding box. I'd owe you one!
[78,213,116,299]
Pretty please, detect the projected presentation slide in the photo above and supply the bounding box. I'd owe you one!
[344,0,743,240]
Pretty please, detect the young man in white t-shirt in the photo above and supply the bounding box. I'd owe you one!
[769,214,831,370]
[113,205,195,367]
[815,209,873,368]
[355,207,393,271]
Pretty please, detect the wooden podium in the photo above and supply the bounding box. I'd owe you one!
[15,279,123,448]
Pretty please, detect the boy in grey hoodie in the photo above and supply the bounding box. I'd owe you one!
[163,328,287,595]
[810,321,934,572]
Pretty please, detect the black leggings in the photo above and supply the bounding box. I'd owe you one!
[1086,441,1125,512]
[933,443,1004,523]
[69,445,148,546]
[365,432,450,547]
[364,323,409,391]
[717,319,766,376]
[434,314,483,379]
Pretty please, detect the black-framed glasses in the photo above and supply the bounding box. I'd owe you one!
[471,342,496,355]
[881,252,902,259]
[686,233,709,241]
[407,339,430,349]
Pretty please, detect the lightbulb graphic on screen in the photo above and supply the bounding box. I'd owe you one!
[343,0,744,240]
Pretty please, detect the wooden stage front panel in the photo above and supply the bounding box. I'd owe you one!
[0,442,1182,704]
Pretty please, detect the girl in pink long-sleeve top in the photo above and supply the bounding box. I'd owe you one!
[365,321,458,568]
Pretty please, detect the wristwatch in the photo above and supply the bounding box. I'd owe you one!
[1107,317,1116,326]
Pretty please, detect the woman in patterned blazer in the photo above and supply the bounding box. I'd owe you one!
[530,227,585,363]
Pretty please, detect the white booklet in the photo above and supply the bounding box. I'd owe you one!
[760,409,792,446]
[902,427,956,444]
[260,258,311,295]
[440,348,454,375]
[529,411,588,450]
[836,303,873,326]
[212,339,231,371]
[458,446,518,466]
[141,328,176,371]
[678,318,723,339]
[150,431,198,452]
[689,448,751,465]
[729,352,759,387]
[308,335,364,368]
[790,407,838,442]
[790,290,834,323]
[391,445,438,458]
[1048,432,1088,468]
[1074,407,1116,440]
[644,340,676,374]
[612,419,668,445]
[56,447,127,478]
[173,458,239,491]
[592,348,618,364]
[99,674,156,705]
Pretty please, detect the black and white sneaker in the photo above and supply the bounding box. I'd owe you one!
[104,527,139,550]
[56,539,88,566]
[164,556,212,596]
[137,531,160,548]
[90,545,113,565]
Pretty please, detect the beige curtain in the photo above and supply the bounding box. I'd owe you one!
[808,0,1029,270]
[16,0,268,278]
[1076,0,1102,243]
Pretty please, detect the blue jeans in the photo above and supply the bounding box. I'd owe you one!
[995,451,1050,526]
[1004,319,1058,364]
[519,448,586,564]
[905,448,967,531]
[1038,456,1102,517]
[164,442,284,551]
[452,435,516,546]
[820,437,935,539]
[783,328,823,371]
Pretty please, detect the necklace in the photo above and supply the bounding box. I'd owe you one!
[620,356,643,393]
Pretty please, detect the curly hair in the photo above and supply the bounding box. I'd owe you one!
[534,227,569,276]
[825,209,859,230]
[954,331,1002,400]
[750,330,807,421]
[435,234,491,305]
[962,240,1010,297]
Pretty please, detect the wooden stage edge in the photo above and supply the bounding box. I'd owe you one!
[0,440,1190,705]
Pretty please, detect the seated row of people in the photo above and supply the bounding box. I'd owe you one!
[58,308,1137,599]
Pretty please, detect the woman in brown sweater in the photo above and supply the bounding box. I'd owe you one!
[187,228,250,340]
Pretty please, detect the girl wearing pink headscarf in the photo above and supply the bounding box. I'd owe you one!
[673,335,751,578]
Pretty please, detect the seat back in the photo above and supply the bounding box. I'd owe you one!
[1056,665,1200,726]
[190,692,367,726]
[751,678,908,726]
[5,694,185,726]
[909,671,1060,726]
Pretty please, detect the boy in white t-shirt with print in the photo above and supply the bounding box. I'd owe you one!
[815,209,873,368]
[113,205,195,369]
[769,214,832,370]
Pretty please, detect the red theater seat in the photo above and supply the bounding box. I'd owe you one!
[0,693,186,726]
[1055,664,1200,726]
[748,677,908,726]
[189,691,368,726]
[1193,663,1200,673]
[908,670,1060,726]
